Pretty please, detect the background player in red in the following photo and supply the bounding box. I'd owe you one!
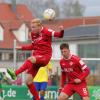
[58,43,90,100]
[7,18,64,100]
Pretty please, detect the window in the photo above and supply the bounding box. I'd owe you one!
[78,43,100,58]
[17,52,25,61]
[13,24,29,42]
[2,52,11,61]
[17,51,31,61]
[26,52,31,58]
[0,52,13,61]
[9,53,13,60]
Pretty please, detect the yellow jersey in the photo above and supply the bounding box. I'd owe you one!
[33,62,52,82]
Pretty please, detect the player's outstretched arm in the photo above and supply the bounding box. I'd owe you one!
[54,26,64,38]
[16,44,33,50]
[46,26,64,38]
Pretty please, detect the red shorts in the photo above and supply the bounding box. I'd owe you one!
[62,82,89,98]
[35,55,51,66]
[27,54,51,77]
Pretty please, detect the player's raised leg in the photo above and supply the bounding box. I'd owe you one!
[7,56,36,80]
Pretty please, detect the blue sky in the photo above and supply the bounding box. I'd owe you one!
[80,0,100,16]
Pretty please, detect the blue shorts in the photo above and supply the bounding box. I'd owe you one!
[33,82,48,91]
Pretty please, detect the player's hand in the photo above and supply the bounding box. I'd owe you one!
[16,46,22,50]
[59,25,64,31]
[74,78,81,84]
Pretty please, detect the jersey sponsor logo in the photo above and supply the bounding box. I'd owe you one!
[32,34,42,43]
[61,63,73,72]
[63,68,73,72]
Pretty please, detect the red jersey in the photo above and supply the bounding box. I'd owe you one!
[60,54,90,86]
[22,27,64,57]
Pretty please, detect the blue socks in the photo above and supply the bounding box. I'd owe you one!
[32,95,44,100]
[40,95,44,100]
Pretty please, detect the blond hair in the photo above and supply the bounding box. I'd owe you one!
[31,18,42,26]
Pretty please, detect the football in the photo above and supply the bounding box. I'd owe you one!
[43,8,56,20]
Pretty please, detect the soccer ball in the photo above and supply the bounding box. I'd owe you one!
[43,8,56,20]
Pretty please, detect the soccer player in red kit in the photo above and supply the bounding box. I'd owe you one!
[58,43,90,100]
[7,18,64,100]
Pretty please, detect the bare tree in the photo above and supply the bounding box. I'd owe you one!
[60,0,85,18]
[1,0,85,18]
[71,0,85,17]
[17,0,60,18]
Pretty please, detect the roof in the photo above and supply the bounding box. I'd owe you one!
[44,17,100,41]
[0,3,33,21]
[63,25,100,41]
[44,16,100,30]
[0,3,33,49]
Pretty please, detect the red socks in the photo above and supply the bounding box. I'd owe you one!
[27,83,40,100]
[15,60,40,99]
[15,60,33,76]
[15,60,39,99]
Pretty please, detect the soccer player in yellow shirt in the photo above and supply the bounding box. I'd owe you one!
[33,62,52,100]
